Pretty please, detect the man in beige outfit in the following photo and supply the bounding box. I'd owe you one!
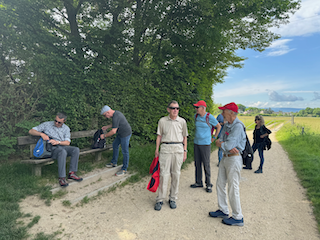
[154,100,188,211]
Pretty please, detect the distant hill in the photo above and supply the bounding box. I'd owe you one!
[271,108,304,113]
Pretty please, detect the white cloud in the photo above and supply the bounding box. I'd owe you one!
[271,0,320,37]
[266,39,295,56]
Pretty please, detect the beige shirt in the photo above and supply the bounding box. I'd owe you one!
[157,115,188,153]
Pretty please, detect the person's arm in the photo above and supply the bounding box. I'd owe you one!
[155,135,162,158]
[29,129,50,141]
[183,136,187,162]
[101,124,112,131]
[100,128,117,139]
[212,123,221,142]
[49,139,70,146]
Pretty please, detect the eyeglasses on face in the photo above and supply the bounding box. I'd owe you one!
[255,119,260,121]
[169,107,180,110]
[55,119,63,124]
[195,106,199,109]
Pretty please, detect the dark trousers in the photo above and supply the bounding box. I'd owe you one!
[51,145,80,178]
[194,144,212,187]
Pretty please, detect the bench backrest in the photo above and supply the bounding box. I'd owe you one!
[17,130,99,158]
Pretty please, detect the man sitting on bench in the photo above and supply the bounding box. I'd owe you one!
[29,112,83,187]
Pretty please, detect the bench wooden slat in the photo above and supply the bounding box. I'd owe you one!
[17,129,100,145]
[21,144,113,164]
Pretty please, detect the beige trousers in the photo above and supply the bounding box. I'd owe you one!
[156,152,184,202]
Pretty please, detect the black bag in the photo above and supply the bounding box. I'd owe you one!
[236,123,254,166]
[33,138,52,158]
[92,129,106,149]
[242,134,254,166]
[265,136,272,150]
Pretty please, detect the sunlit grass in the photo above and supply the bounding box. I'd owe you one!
[276,122,320,232]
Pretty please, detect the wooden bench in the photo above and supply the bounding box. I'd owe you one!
[17,130,112,176]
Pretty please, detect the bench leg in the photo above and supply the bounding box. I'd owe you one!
[95,152,102,161]
[32,165,42,176]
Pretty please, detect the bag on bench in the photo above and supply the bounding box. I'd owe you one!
[92,129,106,149]
[33,138,52,158]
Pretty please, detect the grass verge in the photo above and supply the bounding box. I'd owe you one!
[276,123,320,232]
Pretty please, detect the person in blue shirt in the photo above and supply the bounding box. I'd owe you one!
[190,100,221,193]
[216,114,225,167]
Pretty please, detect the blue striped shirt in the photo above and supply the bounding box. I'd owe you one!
[33,121,71,142]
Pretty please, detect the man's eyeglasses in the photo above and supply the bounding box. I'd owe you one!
[55,119,63,124]
[195,106,199,109]
[169,107,180,110]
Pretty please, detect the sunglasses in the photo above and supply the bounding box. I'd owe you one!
[169,107,180,110]
[255,119,260,121]
[54,119,64,124]
[195,106,199,109]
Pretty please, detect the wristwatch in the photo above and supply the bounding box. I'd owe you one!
[184,150,188,152]
[59,141,61,145]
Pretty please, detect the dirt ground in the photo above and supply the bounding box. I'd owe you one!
[20,129,320,240]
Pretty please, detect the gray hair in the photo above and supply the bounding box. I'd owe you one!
[57,112,67,120]
[228,109,238,116]
[167,100,179,108]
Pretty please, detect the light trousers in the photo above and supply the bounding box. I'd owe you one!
[156,152,184,202]
[216,155,243,220]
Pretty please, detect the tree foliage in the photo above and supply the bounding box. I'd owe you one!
[0,0,300,159]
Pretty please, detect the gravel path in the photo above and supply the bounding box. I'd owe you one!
[21,128,320,240]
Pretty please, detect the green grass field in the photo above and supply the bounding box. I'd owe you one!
[275,117,320,232]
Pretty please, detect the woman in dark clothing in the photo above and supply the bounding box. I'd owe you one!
[252,115,272,173]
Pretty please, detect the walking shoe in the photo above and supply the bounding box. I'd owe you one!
[154,202,163,211]
[209,210,228,218]
[169,200,177,209]
[68,171,83,182]
[222,217,244,226]
[243,166,252,170]
[206,185,212,193]
[254,168,263,173]
[59,178,69,187]
[106,163,117,168]
[115,170,127,176]
[190,183,203,188]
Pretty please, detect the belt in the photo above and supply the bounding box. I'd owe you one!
[162,142,183,144]
[223,153,240,157]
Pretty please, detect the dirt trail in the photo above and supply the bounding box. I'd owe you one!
[21,127,319,240]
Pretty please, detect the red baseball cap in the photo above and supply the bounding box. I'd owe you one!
[193,100,207,107]
[218,102,238,113]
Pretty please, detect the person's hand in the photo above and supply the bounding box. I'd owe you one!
[183,152,187,162]
[101,126,108,131]
[40,133,49,141]
[155,150,159,158]
[229,148,239,154]
[100,134,105,139]
[49,139,59,145]
[215,139,222,148]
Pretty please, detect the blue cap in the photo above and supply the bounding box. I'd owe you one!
[101,105,111,115]
[217,114,224,123]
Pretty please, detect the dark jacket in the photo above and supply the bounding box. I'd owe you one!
[253,125,272,150]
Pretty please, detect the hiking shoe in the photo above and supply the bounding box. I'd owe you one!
[243,166,252,170]
[59,178,69,187]
[154,202,163,211]
[190,183,203,188]
[115,170,127,176]
[206,185,212,193]
[169,200,177,209]
[254,168,263,174]
[68,171,83,182]
[209,210,228,218]
[222,217,244,226]
[106,163,117,168]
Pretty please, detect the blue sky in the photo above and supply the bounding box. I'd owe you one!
[213,0,320,109]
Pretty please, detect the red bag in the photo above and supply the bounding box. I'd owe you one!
[147,157,160,192]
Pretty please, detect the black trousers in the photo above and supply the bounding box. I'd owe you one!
[194,144,212,187]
